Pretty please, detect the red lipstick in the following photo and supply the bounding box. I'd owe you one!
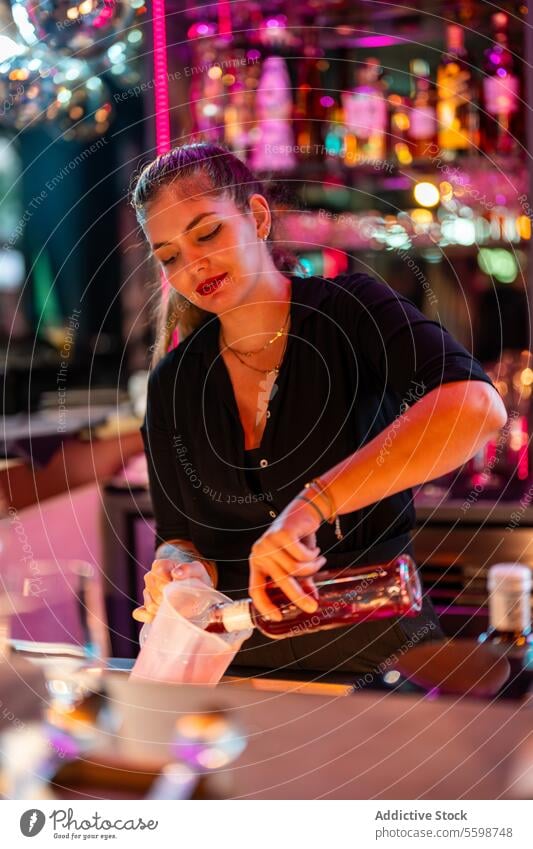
[195,273,227,297]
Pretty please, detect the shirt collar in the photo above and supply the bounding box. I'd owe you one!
[182,274,332,366]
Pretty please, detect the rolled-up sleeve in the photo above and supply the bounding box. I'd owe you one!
[334,273,496,404]
[141,366,191,548]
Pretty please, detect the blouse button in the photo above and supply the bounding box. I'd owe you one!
[268,509,277,518]
[259,458,268,468]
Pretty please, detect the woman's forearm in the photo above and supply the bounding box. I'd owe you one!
[155,538,218,586]
[316,381,508,517]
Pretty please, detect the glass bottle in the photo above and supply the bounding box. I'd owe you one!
[479,563,533,699]
[188,42,225,144]
[324,102,346,165]
[342,57,388,167]
[293,44,330,163]
[481,12,521,156]
[388,92,414,166]
[408,58,437,161]
[206,554,422,639]
[436,24,479,157]
[249,55,296,172]
[223,48,257,161]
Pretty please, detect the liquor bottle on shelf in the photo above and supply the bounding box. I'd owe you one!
[436,24,480,158]
[479,563,533,699]
[388,92,414,166]
[223,49,260,162]
[249,55,296,172]
[324,102,346,165]
[407,58,438,161]
[481,12,521,157]
[293,47,331,163]
[205,554,422,639]
[224,79,252,160]
[188,43,226,144]
[342,57,388,167]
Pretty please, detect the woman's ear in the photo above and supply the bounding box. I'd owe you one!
[248,193,271,237]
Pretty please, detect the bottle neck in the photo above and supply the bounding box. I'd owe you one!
[217,599,255,633]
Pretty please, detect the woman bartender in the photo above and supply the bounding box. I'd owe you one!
[131,143,507,678]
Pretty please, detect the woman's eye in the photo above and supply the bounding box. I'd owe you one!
[157,224,221,265]
[198,223,222,242]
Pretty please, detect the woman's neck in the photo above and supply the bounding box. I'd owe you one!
[218,271,292,350]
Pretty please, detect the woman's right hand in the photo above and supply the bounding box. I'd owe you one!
[132,559,213,624]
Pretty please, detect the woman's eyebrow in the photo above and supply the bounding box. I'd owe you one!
[152,211,218,250]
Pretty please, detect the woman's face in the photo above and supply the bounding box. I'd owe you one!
[142,184,271,312]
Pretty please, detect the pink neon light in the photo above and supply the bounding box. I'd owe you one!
[518,415,529,480]
[152,0,175,347]
[217,0,232,37]
[153,0,171,156]
[354,35,401,48]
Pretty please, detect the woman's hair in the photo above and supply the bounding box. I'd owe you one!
[130,142,301,365]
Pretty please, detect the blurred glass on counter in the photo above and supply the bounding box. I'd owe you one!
[9,559,108,717]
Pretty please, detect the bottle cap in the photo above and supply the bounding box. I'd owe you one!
[488,563,532,593]
[220,599,254,633]
[488,563,532,633]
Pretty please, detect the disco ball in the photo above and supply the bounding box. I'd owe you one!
[96,26,145,87]
[45,57,114,140]
[11,0,138,59]
[0,48,57,130]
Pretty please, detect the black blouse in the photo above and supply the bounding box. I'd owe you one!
[141,272,495,598]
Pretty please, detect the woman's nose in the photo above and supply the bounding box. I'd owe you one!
[181,241,209,271]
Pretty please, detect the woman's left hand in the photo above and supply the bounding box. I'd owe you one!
[249,497,326,621]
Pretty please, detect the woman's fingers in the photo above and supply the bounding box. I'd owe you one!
[143,559,177,606]
[298,576,319,600]
[142,588,159,616]
[267,564,319,614]
[276,534,321,562]
[301,530,317,551]
[135,559,213,625]
[252,541,325,577]
[249,571,283,621]
[132,605,151,623]
[255,532,320,564]
[281,556,326,577]
[145,559,210,606]
[171,560,212,585]
[151,558,177,578]
[133,589,158,623]
[144,571,166,606]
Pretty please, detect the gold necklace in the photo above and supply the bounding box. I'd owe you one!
[225,335,288,375]
[221,307,291,358]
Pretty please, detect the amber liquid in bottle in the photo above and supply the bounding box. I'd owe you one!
[206,554,422,640]
[408,58,437,161]
[436,24,479,156]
